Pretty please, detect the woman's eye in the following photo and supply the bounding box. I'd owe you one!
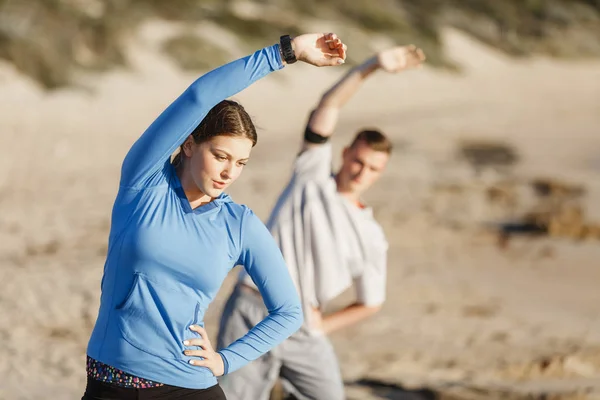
[216,155,227,161]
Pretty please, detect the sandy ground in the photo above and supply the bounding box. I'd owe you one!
[0,24,599,399]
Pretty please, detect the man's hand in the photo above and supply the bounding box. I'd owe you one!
[315,303,381,335]
[292,33,347,67]
[377,45,425,73]
[183,325,225,376]
[308,307,324,332]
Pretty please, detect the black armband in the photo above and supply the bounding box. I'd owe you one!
[304,125,329,144]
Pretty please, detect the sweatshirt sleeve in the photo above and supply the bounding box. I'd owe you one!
[120,45,284,189]
[217,210,303,374]
[292,142,333,183]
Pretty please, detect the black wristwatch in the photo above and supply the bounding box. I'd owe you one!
[279,35,297,64]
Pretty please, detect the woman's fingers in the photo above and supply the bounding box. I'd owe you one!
[184,349,209,358]
[325,33,346,52]
[321,56,345,66]
[325,43,347,61]
[324,33,337,44]
[189,325,211,344]
[189,325,207,337]
[183,337,206,348]
[189,358,210,367]
[184,325,212,349]
[339,43,347,60]
[318,33,347,65]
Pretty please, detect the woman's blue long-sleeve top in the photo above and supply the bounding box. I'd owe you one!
[86,44,303,389]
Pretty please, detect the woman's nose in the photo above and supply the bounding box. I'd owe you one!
[221,166,231,180]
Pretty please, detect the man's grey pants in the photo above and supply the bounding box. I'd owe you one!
[217,285,345,400]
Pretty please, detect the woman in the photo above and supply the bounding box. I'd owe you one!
[82,32,347,400]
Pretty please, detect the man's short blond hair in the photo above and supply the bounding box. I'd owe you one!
[350,129,393,154]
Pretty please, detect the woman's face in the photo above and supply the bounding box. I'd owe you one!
[183,135,253,198]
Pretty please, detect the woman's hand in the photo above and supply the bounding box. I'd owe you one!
[183,325,225,377]
[292,33,347,67]
[377,45,426,73]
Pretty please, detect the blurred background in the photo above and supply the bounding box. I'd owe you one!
[0,0,599,399]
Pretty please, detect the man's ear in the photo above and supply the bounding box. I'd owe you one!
[342,146,349,159]
[182,135,195,157]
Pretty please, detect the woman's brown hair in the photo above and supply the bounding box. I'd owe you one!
[173,100,257,166]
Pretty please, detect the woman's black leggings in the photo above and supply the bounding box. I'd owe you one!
[82,377,227,400]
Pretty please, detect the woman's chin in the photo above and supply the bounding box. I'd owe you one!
[199,180,228,199]
[205,187,224,198]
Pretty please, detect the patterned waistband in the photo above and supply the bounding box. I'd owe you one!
[86,356,164,388]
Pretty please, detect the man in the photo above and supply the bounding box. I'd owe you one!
[217,45,426,400]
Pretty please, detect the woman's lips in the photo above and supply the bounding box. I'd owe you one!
[212,180,226,189]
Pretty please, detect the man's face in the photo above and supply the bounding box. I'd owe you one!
[337,140,389,197]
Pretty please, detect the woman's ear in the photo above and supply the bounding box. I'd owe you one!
[182,135,195,157]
